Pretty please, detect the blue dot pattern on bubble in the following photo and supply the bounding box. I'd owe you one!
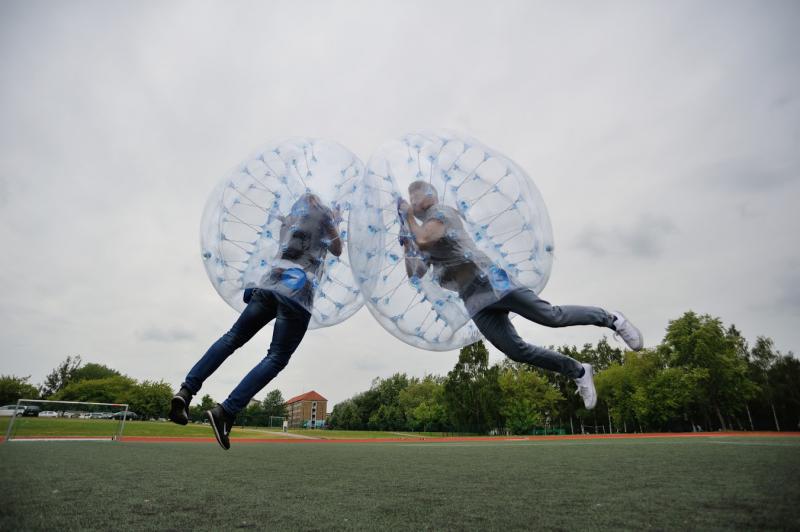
[200,138,365,330]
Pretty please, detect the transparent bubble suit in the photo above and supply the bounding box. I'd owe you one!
[349,131,554,350]
[201,138,364,329]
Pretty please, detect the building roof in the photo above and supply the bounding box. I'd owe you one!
[284,390,327,404]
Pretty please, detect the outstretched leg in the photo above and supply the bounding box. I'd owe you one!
[472,305,598,408]
[220,298,311,415]
[472,306,585,379]
[181,289,278,395]
[497,288,615,329]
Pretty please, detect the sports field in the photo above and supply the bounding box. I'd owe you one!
[2,433,798,531]
[0,417,452,440]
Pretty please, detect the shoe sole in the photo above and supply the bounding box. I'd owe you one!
[206,409,230,450]
[584,364,597,410]
[615,312,644,351]
[168,396,188,426]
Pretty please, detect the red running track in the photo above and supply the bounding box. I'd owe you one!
[115,431,800,444]
[4,431,797,444]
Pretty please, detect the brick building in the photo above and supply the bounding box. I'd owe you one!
[284,390,327,428]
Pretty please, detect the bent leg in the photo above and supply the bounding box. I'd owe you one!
[499,289,614,329]
[473,308,584,379]
[182,290,278,395]
[222,301,311,415]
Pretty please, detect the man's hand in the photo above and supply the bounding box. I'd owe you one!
[397,199,411,220]
[330,202,343,226]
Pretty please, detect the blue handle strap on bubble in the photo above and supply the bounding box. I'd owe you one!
[281,268,307,290]
[489,266,510,291]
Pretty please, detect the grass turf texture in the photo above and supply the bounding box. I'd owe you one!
[0,418,461,440]
[2,436,798,531]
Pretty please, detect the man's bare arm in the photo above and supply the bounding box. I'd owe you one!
[403,210,445,249]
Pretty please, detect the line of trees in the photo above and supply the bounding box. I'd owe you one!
[328,311,800,434]
[0,355,289,424]
[1,356,174,420]
[2,310,797,432]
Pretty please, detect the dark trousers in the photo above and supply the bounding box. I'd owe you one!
[472,288,613,379]
[182,289,311,415]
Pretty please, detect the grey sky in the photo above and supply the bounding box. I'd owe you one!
[1,0,798,407]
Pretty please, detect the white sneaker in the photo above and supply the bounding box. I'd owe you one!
[611,311,644,351]
[574,363,597,410]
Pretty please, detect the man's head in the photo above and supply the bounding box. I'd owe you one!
[408,181,439,215]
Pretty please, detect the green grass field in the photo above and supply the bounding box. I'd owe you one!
[0,417,458,440]
[2,435,798,531]
[0,417,292,439]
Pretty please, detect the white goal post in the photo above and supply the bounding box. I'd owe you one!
[4,399,130,442]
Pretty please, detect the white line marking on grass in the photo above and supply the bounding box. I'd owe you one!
[9,438,114,442]
[396,441,702,448]
[703,440,800,447]
[397,439,800,448]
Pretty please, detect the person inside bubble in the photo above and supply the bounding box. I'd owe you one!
[397,180,643,410]
[169,192,341,450]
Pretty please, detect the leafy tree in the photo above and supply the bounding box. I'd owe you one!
[538,344,594,433]
[328,399,361,429]
[368,403,405,430]
[663,312,756,430]
[262,389,287,418]
[633,365,707,431]
[127,380,172,419]
[595,361,638,432]
[0,375,39,405]
[40,355,82,398]
[52,375,136,404]
[189,394,216,422]
[72,363,121,383]
[443,341,501,433]
[368,373,411,430]
[399,376,447,431]
[748,336,781,430]
[498,364,563,435]
[241,401,266,426]
[766,351,800,431]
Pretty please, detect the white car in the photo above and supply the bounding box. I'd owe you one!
[0,405,25,417]
[39,411,59,418]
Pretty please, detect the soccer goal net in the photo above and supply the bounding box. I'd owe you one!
[3,399,130,442]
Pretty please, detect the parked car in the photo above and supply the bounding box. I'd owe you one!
[111,411,138,420]
[39,411,59,418]
[0,405,25,417]
[22,405,41,417]
[78,412,92,419]
[89,412,113,419]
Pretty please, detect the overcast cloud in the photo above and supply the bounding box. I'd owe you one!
[1,0,798,407]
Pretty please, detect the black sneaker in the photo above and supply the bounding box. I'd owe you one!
[206,404,235,450]
[168,388,192,426]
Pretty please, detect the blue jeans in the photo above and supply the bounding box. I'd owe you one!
[472,288,614,379]
[182,289,311,415]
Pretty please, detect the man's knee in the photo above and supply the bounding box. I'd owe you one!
[266,350,293,372]
[221,330,247,349]
[490,335,528,360]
